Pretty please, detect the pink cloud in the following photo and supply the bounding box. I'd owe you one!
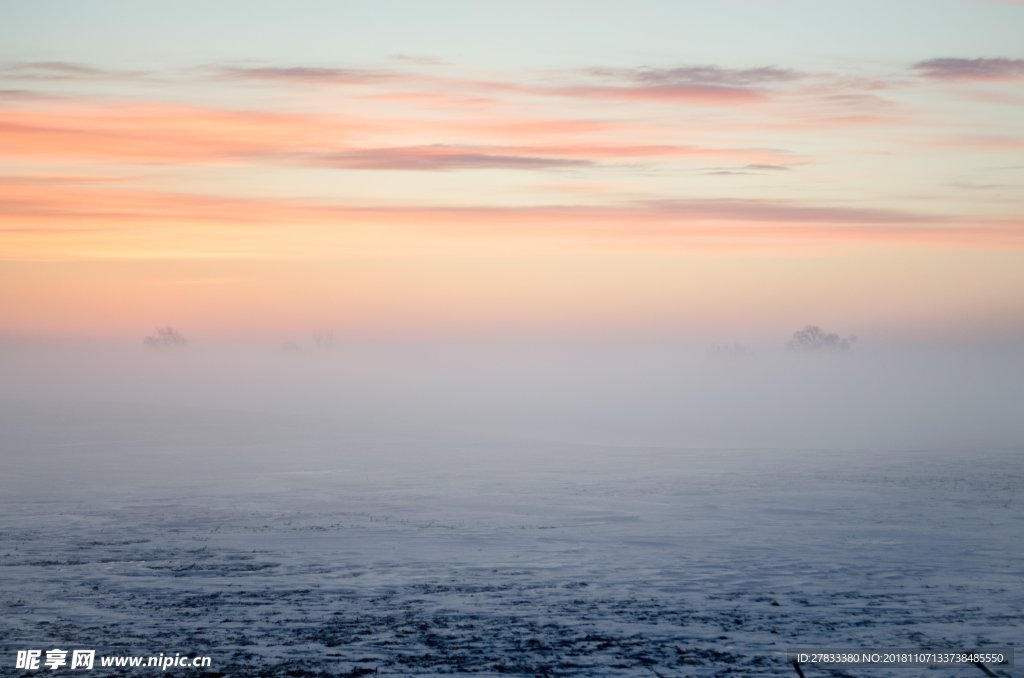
[0,97,798,169]
[311,146,591,170]
[307,144,795,171]
[0,101,377,163]
[5,179,1019,253]
[212,61,796,107]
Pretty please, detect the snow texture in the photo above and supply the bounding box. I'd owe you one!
[1,401,1020,676]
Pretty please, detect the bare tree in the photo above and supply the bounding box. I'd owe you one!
[144,326,187,349]
[786,325,854,352]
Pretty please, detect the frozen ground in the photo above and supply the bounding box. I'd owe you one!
[1,401,1020,676]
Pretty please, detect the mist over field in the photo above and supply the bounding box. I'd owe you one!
[4,0,1024,672]
[5,337,1023,451]
[2,337,1022,675]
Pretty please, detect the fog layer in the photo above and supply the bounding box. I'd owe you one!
[4,340,1022,454]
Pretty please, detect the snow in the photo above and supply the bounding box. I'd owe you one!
[1,399,1020,676]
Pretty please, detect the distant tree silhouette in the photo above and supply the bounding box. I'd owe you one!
[787,325,854,352]
[144,326,187,349]
[311,330,336,350]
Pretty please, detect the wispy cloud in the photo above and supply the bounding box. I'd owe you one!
[554,83,766,104]
[912,57,1024,81]
[0,97,798,169]
[3,59,1021,258]
[639,199,937,225]
[0,102,372,164]
[0,89,43,99]
[586,65,802,87]
[209,61,805,106]
[309,144,795,171]
[0,178,943,225]
[542,64,802,104]
[7,178,1017,252]
[701,164,792,176]
[1,61,146,81]
[312,146,591,171]
[744,164,790,171]
[390,54,446,66]
[944,135,1024,151]
[215,65,397,84]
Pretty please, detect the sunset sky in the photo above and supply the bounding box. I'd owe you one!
[2,0,1023,344]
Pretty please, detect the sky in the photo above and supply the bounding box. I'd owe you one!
[2,0,1023,344]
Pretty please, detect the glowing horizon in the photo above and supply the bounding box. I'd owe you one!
[2,1,1023,343]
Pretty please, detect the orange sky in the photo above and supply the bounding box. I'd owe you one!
[2,2,1023,343]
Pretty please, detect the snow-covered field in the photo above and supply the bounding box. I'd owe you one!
[1,400,1020,676]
